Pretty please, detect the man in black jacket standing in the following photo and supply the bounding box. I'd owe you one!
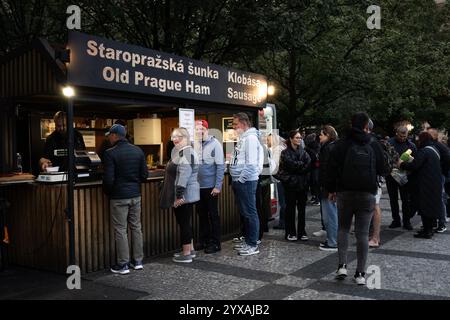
[326,112,387,286]
[103,124,148,274]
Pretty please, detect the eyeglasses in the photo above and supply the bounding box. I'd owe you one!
[171,135,185,140]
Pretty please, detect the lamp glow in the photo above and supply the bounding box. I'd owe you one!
[257,83,268,100]
[62,86,75,97]
[267,85,275,96]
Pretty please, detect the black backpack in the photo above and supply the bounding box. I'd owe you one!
[341,142,377,190]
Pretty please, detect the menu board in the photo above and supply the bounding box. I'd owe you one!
[222,117,237,142]
[179,108,195,140]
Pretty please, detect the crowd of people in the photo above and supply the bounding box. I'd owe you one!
[99,110,450,285]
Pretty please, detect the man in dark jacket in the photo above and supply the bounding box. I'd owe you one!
[98,119,133,162]
[103,124,148,274]
[326,112,387,286]
[427,128,450,232]
[386,126,417,230]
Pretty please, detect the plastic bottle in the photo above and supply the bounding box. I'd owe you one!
[16,153,23,174]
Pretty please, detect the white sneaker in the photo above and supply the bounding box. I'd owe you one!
[300,235,309,241]
[286,235,298,241]
[232,236,245,243]
[446,217,450,223]
[354,272,366,285]
[234,243,248,250]
[313,230,327,237]
[257,240,261,245]
[335,264,347,280]
[174,250,196,258]
[238,246,260,256]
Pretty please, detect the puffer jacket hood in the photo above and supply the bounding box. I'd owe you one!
[348,127,371,145]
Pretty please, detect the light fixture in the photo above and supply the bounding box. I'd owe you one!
[267,85,275,96]
[62,86,75,97]
[257,82,268,100]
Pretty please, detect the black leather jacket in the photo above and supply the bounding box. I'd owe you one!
[276,145,311,190]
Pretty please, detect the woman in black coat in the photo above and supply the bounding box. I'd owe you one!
[400,131,444,239]
[276,130,311,241]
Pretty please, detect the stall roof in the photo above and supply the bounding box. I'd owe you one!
[0,38,66,100]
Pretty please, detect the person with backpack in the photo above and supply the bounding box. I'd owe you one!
[326,112,387,285]
[386,127,417,230]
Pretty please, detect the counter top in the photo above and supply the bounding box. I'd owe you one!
[1,171,164,187]
[0,173,35,185]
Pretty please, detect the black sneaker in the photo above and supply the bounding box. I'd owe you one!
[389,221,401,228]
[414,231,433,239]
[195,242,207,250]
[403,223,413,231]
[435,226,447,233]
[110,264,130,275]
[204,244,221,254]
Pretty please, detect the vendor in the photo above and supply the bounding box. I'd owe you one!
[39,111,86,172]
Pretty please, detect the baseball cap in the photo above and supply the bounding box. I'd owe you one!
[196,119,208,129]
[106,124,126,137]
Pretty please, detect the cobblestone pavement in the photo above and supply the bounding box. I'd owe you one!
[1,190,450,300]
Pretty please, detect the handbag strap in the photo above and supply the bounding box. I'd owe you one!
[424,146,440,160]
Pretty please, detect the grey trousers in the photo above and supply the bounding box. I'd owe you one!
[337,191,375,273]
[110,196,144,266]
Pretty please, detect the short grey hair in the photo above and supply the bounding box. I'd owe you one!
[397,126,408,135]
[233,112,251,127]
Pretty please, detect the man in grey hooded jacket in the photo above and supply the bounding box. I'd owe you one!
[230,112,264,256]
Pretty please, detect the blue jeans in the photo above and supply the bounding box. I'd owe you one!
[232,180,259,247]
[321,196,338,247]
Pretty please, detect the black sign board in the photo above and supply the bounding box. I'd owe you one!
[67,32,267,107]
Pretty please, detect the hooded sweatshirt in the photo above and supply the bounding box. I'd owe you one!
[230,127,264,183]
[197,136,225,189]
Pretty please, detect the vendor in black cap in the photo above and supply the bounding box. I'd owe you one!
[39,111,86,172]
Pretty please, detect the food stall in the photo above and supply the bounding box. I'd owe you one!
[0,32,268,273]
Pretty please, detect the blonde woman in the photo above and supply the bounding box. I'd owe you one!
[160,128,200,263]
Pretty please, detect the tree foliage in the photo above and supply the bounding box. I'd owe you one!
[0,0,448,134]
